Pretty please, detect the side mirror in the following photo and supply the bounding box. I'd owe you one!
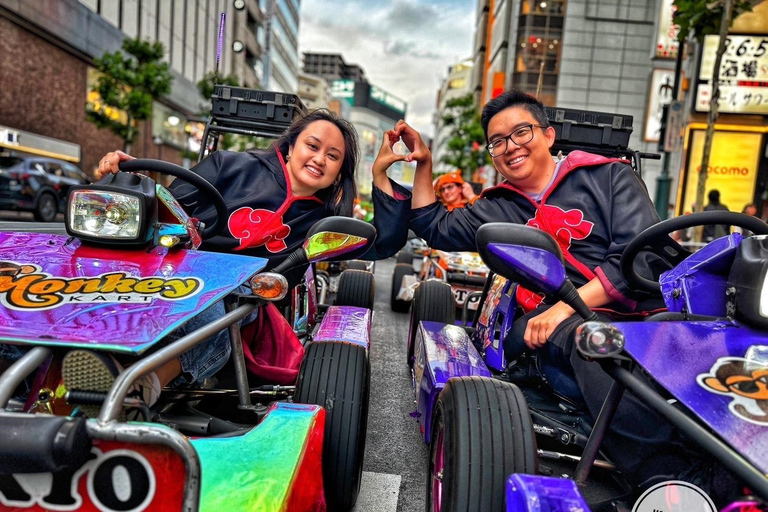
[476,223,597,321]
[476,223,567,295]
[272,217,377,274]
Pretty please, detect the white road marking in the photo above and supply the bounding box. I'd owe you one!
[352,471,401,512]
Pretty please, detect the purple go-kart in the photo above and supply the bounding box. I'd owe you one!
[407,211,768,512]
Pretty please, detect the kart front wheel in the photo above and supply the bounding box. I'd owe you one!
[427,377,537,512]
[391,263,415,313]
[295,341,370,511]
[407,280,454,367]
[335,269,375,310]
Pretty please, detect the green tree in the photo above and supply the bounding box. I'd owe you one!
[440,94,490,181]
[195,72,272,153]
[86,38,172,153]
[673,0,759,216]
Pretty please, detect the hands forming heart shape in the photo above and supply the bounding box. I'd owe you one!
[372,120,431,177]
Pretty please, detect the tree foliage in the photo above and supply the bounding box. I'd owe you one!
[86,38,172,152]
[672,0,759,42]
[439,94,490,181]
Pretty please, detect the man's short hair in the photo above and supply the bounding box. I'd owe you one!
[480,89,550,141]
[708,189,721,204]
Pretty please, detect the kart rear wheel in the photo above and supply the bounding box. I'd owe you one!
[397,250,414,265]
[344,260,368,271]
[335,269,375,310]
[295,341,370,512]
[427,377,537,512]
[391,263,415,313]
[407,280,454,367]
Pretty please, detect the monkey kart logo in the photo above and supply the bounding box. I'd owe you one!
[0,261,203,311]
[697,346,768,425]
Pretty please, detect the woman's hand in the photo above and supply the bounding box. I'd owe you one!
[461,182,477,202]
[394,120,431,164]
[96,150,134,179]
[373,130,408,178]
[523,301,575,349]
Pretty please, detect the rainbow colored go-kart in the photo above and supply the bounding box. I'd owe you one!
[407,212,768,512]
[0,159,375,512]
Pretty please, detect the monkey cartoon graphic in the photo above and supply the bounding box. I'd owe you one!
[698,349,768,425]
[0,261,36,277]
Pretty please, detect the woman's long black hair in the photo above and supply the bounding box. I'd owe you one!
[273,109,359,217]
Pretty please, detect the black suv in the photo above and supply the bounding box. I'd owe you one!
[0,155,89,222]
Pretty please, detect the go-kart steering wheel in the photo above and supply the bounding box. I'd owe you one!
[117,159,228,239]
[620,211,768,293]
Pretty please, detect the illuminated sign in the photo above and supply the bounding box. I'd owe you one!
[656,0,680,59]
[680,128,762,215]
[695,34,768,115]
[369,85,406,115]
[331,80,355,98]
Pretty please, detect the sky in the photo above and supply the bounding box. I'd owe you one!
[298,0,476,139]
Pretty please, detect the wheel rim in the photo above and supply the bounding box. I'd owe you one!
[40,196,56,220]
[431,425,445,512]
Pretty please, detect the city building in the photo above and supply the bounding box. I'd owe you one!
[261,0,300,93]
[433,58,474,175]
[0,0,267,175]
[297,72,331,111]
[303,53,367,82]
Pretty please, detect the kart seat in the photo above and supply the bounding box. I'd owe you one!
[0,414,92,474]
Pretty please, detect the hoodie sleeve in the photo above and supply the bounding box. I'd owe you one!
[410,197,512,252]
[363,179,413,260]
[595,163,667,306]
[168,151,226,211]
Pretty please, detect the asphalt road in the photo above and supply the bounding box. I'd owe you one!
[356,256,429,512]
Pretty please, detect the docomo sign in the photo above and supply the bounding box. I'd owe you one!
[695,165,751,176]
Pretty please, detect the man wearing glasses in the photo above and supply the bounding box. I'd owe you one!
[373,89,686,490]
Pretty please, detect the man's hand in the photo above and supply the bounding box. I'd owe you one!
[373,130,408,178]
[394,120,431,164]
[523,301,575,349]
[97,150,134,179]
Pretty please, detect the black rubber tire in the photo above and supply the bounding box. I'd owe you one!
[34,193,57,222]
[391,263,415,313]
[407,280,454,367]
[396,250,414,265]
[295,341,370,512]
[335,269,375,310]
[427,377,537,512]
[345,260,368,271]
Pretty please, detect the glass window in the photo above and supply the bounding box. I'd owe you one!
[45,163,64,177]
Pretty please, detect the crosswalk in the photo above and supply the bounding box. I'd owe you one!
[352,472,402,512]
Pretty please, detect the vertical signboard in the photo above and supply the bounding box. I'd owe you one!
[656,0,680,59]
[680,129,762,214]
[645,69,677,141]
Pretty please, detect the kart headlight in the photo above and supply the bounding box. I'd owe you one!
[728,236,768,328]
[66,173,157,246]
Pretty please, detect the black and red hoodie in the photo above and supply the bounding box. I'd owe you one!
[168,148,407,270]
[408,151,668,313]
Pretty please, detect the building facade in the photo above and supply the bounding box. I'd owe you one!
[433,58,474,175]
[0,0,269,176]
[297,72,330,111]
[303,53,367,82]
[261,0,300,93]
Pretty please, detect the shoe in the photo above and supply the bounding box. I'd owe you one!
[62,350,161,420]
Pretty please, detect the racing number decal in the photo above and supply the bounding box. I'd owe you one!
[0,449,156,512]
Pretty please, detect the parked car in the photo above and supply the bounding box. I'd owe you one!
[0,155,89,221]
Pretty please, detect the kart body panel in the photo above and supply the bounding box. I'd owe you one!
[0,232,265,354]
[620,319,768,474]
[474,275,515,372]
[506,474,590,512]
[412,321,491,443]
[313,305,371,349]
[192,402,326,512]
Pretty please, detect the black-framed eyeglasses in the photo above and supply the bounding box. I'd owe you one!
[485,124,547,158]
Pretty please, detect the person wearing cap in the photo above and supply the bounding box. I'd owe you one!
[434,172,477,210]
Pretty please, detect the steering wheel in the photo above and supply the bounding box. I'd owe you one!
[620,211,768,293]
[117,159,228,239]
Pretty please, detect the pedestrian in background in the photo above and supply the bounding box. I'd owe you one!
[702,189,730,242]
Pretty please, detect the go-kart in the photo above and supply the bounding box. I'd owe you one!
[391,238,488,323]
[0,159,376,512]
[406,211,768,511]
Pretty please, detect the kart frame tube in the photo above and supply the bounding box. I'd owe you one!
[0,346,52,409]
[602,361,768,500]
[100,302,258,423]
